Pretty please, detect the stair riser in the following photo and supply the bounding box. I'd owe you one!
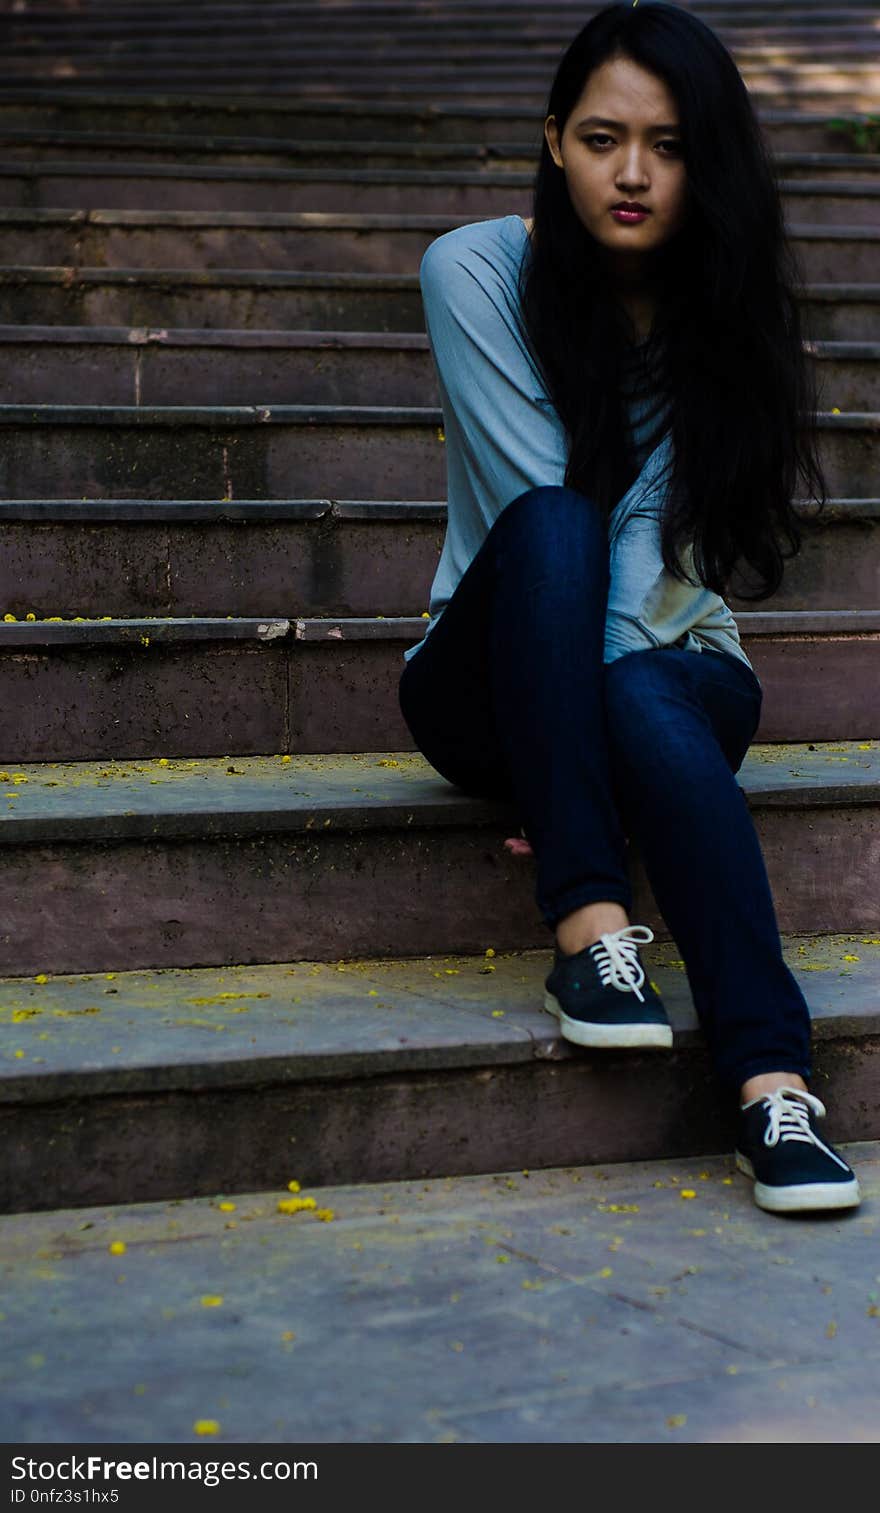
[0,276,425,331]
[3,8,878,31]
[2,142,877,179]
[0,634,876,763]
[1,342,877,411]
[11,44,880,69]
[0,510,877,617]
[0,102,865,152]
[3,1033,878,1213]
[1,172,879,224]
[3,7,878,31]
[0,70,876,109]
[4,3,879,20]
[1,222,877,280]
[8,29,880,56]
[0,805,876,979]
[0,417,872,499]
[12,84,871,112]
[0,275,874,338]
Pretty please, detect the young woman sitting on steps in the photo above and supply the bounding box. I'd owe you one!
[398,1,860,1215]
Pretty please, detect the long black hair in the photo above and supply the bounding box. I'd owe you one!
[518,0,827,602]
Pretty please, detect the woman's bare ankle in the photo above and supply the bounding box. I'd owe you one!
[556,901,630,955]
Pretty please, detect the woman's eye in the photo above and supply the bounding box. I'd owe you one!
[582,133,682,154]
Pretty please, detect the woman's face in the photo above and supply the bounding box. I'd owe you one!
[544,53,688,281]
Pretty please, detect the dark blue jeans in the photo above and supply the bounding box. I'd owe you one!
[398,485,812,1095]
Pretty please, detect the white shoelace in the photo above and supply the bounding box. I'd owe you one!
[749,1087,851,1170]
[588,925,655,1004]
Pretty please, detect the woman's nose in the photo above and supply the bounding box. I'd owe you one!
[617,145,649,186]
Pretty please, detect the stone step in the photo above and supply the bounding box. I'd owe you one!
[1,212,877,281]
[0,45,877,100]
[0,74,876,113]
[2,1145,880,1445]
[1,163,879,224]
[11,26,880,54]
[0,94,870,152]
[4,0,875,12]
[5,39,880,70]
[0,746,876,979]
[1,495,876,620]
[1,130,877,180]
[0,402,874,499]
[5,583,862,765]
[2,930,879,1213]
[0,328,876,410]
[4,78,873,119]
[0,261,429,328]
[0,265,875,338]
[0,611,877,761]
[5,13,879,47]
[6,2,871,19]
[6,0,879,15]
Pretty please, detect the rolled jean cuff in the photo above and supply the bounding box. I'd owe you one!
[542,883,634,932]
[722,1056,813,1099]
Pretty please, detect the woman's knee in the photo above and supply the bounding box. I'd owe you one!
[605,648,756,777]
[604,651,692,750]
[494,485,606,555]
[506,483,600,518]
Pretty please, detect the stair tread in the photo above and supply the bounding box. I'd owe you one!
[4,159,880,187]
[2,206,880,229]
[2,265,877,297]
[0,496,877,519]
[0,129,876,168]
[3,932,879,1105]
[0,325,878,355]
[1,1139,879,1444]
[0,609,879,644]
[0,744,877,843]
[0,402,877,424]
[0,92,874,115]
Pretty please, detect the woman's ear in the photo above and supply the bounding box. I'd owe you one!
[544,114,564,169]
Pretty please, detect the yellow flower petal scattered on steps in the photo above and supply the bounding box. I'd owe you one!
[277,1196,317,1214]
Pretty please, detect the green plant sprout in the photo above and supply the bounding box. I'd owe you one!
[826,115,880,153]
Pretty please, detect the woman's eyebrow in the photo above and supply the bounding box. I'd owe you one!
[574,115,679,131]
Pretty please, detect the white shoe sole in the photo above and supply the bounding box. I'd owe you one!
[543,991,673,1049]
[736,1151,861,1212]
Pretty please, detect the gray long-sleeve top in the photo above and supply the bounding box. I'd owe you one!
[403,214,755,680]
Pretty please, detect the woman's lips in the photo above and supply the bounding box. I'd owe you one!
[611,207,650,223]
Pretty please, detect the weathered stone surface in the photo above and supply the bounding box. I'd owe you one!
[0,163,877,226]
[0,327,876,411]
[0,748,875,976]
[0,95,866,152]
[0,260,875,336]
[0,403,873,498]
[0,498,876,623]
[0,618,875,757]
[0,1145,878,1440]
[1,931,877,1218]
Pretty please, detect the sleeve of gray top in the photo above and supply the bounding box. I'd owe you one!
[419,229,570,513]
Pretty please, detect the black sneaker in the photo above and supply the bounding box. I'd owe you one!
[736,1086,860,1213]
[543,924,673,1049]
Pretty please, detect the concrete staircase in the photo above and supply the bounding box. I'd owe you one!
[1,1,879,1216]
